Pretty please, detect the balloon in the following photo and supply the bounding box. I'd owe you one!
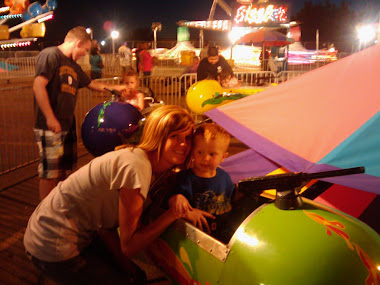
[103,20,114,32]
[81,101,143,157]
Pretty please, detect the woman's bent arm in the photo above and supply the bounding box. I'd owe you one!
[118,188,180,257]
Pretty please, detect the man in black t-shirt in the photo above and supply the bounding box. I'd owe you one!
[196,46,233,81]
[33,26,126,200]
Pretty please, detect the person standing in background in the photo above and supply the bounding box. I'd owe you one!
[139,42,154,87]
[197,46,233,81]
[118,41,132,74]
[135,42,143,73]
[186,56,200,74]
[92,39,101,52]
[89,46,103,79]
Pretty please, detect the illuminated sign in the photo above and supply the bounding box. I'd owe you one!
[233,4,288,27]
[178,20,231,32]
[236,0,253,3]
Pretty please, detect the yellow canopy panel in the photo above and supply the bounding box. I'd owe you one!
[20,22,46,38]
[0,25,10,40]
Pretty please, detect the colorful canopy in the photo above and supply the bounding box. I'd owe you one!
[208,44,380,221]
[236,29,294,47]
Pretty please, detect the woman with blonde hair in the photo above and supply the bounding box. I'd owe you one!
[24,105,213,284]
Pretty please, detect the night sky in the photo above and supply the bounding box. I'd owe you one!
[5,0,380,44]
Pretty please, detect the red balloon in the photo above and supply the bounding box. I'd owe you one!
[103,21,114,32]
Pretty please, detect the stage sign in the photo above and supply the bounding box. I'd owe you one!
[233,4,288,27]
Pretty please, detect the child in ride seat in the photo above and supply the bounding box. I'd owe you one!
[218,69,240,88]
[168,123,236,241]
[120,70,145,111]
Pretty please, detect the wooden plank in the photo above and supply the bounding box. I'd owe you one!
[0,153,94,285]
[0,267,33,285]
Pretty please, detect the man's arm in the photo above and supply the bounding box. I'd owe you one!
[33,75,61,133]
[87,80,127,93]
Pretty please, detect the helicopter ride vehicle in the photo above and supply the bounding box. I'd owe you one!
[80,80,380,285]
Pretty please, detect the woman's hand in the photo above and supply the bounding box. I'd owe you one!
[183,209,215,234]
[168,194,193,216]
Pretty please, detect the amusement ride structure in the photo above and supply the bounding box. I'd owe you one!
[0,0,57,49]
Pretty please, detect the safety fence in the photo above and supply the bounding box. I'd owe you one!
[0,56,37,80]
[0,77,120,175]
[0,71,305,175]
[0,51,333,82]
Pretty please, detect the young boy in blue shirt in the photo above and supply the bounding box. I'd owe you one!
[168,123,235,241]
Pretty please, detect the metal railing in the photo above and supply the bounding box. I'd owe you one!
[0,77,121,175]
[0,51,334,83]
[0,85,38,174]
[0,71,305,175]
[0,56,36,80]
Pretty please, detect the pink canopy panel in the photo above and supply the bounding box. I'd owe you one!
[208,44,380,222]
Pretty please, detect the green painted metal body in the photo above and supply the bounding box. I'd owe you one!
[147,198,380,285]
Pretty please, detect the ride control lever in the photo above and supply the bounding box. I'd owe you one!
[104,87,122,101]
[238,167,365,210]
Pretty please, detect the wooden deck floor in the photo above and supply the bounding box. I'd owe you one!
[0,146,92,285]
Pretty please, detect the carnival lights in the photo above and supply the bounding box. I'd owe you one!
[111,30,119,56]
[1,40,32,49]
[179,20,231,32]
[0,14,22,19]
[357,24,377,50]
[228,26,256,43]
[37,13,53,23]
[0,6,10,13]
[86,27,93,39]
